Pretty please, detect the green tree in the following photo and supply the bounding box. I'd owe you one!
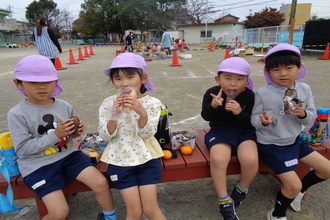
[117,0,185,31]
[25,0,58,26]
[308,15,326,21]
[245,7,284,28]
[78,0,122,41]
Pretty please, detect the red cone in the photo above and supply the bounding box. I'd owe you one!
[84,46,90,58]
[77,47,85,61]
[89,45,95,55]
[67,49,78,64]
[319,42,330,60]
[170,49,182,67]
[55,57,67,70]
[224,46,231,59]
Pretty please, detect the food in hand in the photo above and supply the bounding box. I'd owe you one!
[70,116,80,136]
[226,89,237,103]
[118,89,137,112]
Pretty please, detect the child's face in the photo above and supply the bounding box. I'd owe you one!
[267,64,300,88]
[215,72,248,96]
[112,70,147,97]
[14,80,56,105]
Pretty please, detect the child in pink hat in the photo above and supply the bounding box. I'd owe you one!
[251,43,330,220]
[201,57,258,220]
[99,53,167,220]
[7,54,117,220]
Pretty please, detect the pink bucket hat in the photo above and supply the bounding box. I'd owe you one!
[104,53,154,91]
[14,54,63,97]
[217,57,254,90]
[263,43,306,85]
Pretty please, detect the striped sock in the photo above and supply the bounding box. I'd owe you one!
[218,195,232,204]
[236,183,248,194]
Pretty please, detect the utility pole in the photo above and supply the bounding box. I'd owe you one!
[288,0,297,44]
[205,0,208,42]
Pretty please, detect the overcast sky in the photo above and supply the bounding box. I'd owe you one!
[0,0,329,22]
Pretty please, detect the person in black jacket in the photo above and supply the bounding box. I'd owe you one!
[33,17,62,65]
[201,57,258,220]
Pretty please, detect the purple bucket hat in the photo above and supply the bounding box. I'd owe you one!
[104,53,154,91]
[263,43,306,85]
[218,57,254,90]
[14,54,63,97]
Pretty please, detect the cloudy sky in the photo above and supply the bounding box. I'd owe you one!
[0,0,329,22]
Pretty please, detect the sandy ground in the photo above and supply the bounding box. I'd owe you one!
[0,44,330,220]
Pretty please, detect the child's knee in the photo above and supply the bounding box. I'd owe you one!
[92,175,110,193]
[47,206,69,220]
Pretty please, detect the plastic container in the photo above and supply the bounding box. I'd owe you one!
[0,132,20,177]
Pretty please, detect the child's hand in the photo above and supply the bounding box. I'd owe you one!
[123,93,146,116]
[225,100,242,115]
[110,95,125,120]
[54,119,74,138]
[289,104,306,118]
[210,89,224,108]
[259,111,273,125]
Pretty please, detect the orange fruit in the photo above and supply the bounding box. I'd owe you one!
[180,145,193,155]
[162,150,172,159]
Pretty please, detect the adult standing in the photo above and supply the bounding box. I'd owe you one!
[33,17,62,65]
[161,29,172,56]
[125,31,134,51]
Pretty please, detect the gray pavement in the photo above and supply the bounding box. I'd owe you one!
[0,44,330,219]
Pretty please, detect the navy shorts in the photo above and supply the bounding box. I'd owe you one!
[205,126,256,154]
[108,159,162,190]
[23,151,93,199]
[257,136,314,175]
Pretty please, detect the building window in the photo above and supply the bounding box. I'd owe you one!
[201,31,212,38]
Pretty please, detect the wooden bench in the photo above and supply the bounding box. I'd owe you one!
[1,128,330,218]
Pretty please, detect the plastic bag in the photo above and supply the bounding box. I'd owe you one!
[110,86,137,120]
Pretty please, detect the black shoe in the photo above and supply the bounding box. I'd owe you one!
[230,186,247,208]
[219,200,239,220]
[96,213,104,220]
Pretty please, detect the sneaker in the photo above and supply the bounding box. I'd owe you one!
[219,201,239,220]
[290,191,306,212]
[267,209,287,220]
[230,186,247,208]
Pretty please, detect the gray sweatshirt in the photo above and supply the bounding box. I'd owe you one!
[7,98,78,177]
[251,81,317,146]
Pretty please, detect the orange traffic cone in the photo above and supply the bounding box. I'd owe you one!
[209,42,215,52]
[77,47,85,61]
[151,43,155,53]
[55,57,67,70]
[224,46,231,59]
[67,49,78,65]
[180,44,185,52]
[115,49,119,56]
[319,42,330,60]
[89,45,95,55]
[84,46,90,58]
[170,49,182,67]
[239,41,243,48]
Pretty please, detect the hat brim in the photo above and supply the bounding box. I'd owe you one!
[17,80,63,97]
[263,64,306,85]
